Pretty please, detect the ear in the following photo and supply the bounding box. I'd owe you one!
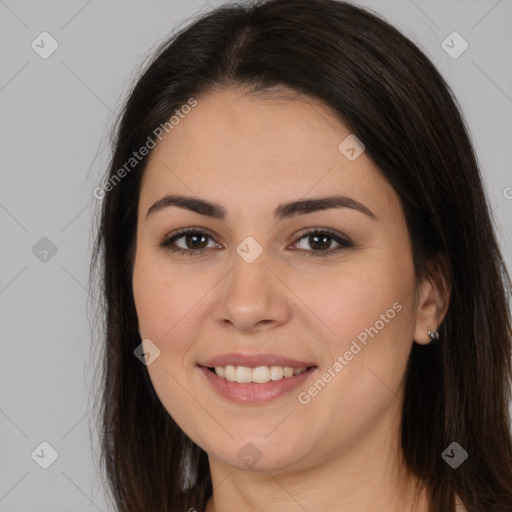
[413,255,451,345]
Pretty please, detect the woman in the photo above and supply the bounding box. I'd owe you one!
[90,1,512,511]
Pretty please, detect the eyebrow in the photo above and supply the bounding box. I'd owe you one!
[146,194,376,221]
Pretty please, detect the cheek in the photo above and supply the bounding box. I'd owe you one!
[132,252,211,443]
[292,255,414,352]
[132,249,198,343]
[289,259,416,440]
[292,252,416,401]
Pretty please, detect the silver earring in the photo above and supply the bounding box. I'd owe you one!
[428,329,439,341]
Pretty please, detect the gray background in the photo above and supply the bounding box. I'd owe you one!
[1,0,511,510]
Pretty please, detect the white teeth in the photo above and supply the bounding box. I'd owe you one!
[224,365,236,382]
[213,365,308,383]
[270,366,283,380]
[283,366,294,378]
[235,366,252,383]
[252,366,270,383]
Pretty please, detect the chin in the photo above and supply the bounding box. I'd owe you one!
[206,431,309,473]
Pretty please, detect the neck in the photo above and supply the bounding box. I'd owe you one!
[204,407,429,512]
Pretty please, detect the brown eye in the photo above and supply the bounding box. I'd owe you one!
[160,228,219,256]
[180,232,209,250]
[159,227,353,258]
[292,229,353,257]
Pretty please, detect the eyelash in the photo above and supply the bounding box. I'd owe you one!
[158,227,354,258]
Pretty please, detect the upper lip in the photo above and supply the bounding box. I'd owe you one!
[199,352,316,368]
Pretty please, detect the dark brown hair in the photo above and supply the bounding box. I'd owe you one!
[89,1,512,510]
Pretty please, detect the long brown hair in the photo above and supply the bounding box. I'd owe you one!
[89,1,512,510]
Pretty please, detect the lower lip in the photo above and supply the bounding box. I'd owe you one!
[199,366,316,404]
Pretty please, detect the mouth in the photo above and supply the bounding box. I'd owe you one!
[198,360,318,404]
[206,364,312,383]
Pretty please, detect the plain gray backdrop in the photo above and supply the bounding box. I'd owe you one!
[1,0,511,510]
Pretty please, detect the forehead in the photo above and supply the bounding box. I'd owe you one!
[139,88,398,220]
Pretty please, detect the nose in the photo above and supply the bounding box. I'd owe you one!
[213,249,293,333]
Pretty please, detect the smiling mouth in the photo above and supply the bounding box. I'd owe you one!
[200,364,318,403]
[206,365,316,383]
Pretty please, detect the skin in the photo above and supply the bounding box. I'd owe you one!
[131,88,450,512]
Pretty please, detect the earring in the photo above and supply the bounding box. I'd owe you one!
[428,329,439,342]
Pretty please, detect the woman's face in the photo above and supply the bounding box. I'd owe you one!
[132,88,433,473]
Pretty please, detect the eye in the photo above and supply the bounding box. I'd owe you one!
[159,228,220,256]
[291,228,353,257]
[159,227,353,257]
